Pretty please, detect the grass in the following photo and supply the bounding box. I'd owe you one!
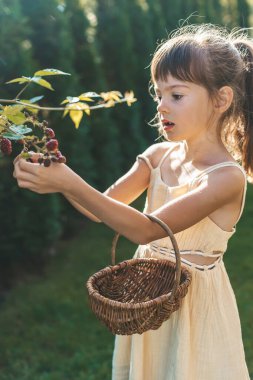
[0,189,252,380]
[0,213,136,380]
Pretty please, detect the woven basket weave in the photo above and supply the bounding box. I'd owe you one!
[86,214,192,335]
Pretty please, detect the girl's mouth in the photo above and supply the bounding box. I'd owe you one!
[162,120,175,130]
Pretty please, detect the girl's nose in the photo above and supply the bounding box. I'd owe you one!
[157,98,169,113]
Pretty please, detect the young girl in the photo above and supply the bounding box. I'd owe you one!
[14,24,252,379]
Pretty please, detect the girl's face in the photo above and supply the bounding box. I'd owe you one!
[154,75,218,143]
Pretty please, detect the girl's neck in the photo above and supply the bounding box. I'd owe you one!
[181,137,231,166]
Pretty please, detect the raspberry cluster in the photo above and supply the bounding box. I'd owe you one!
[0,118,66,167]
[37,148,67,167]
[35,127,66,167]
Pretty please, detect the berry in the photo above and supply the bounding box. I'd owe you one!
[45,128,55,139]
[38,157,44,165]
[46,139,58,152]
[0,138,12,155]
[42,120,48,127]
[44,158,51,167]
[58,155,66,164]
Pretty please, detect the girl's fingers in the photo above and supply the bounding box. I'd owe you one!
[15,166,40,190]
[18,159,40,174]
[13,159,36,181]
[13,154,21,165]
[16,170,37,184]
[16,180,37,192]
[27,152,43,163]
[13,151,38,165]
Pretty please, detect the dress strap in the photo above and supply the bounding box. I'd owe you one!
[157,143,178,168]
[136,155,153,170]
[191,161,246,181]
[191,162,247,225]
[136,142,179,171]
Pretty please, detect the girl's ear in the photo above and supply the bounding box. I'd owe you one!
[214,86,234,113]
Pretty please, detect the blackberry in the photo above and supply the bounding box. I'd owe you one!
[0,138,12,155]
[44,158,51,167]
[45,128,55,139]
[46,139,58,152]
[58,155,66,164]
[38,157,44,165]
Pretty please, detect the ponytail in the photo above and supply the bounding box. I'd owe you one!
[233,39,253,181]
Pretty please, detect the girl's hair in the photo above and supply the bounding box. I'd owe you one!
[150,24,253,182]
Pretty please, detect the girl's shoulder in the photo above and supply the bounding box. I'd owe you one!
[140,141,178,169]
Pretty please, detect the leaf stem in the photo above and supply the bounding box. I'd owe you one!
[14,82,31,100]
[0,98,128,111]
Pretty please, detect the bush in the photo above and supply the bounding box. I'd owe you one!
[0,158,62,289]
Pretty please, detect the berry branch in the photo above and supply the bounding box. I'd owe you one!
[0,68,137,166]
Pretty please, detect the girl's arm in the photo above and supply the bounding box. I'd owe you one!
[62,143,163,223]
[20,146,154,223]
[13,158,244,245]
[62,157,150,223]
[63,196,102,222]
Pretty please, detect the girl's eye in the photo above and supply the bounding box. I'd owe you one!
[172,94,183,100]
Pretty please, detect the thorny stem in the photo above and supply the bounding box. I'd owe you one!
[0,98,128,111]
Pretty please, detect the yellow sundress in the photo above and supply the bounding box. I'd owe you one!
[112,142,250,380]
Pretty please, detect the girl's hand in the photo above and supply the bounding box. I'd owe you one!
[13,154,75,194]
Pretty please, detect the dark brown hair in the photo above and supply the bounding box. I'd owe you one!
[150,24,253,182]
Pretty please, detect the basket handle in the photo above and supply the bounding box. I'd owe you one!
[111,213,182,301]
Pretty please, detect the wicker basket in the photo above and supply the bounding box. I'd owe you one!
[86,214,192,335]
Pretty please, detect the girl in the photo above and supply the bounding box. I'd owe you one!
[14,24,252,379]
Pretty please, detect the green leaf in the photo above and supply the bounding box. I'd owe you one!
[67,96,80,103]
[0,115,8,126]
[19,99,40,114]
[79,92,100,98]
[7,112,26,124]
[34,68,71,77]
[78,95,93,102]
[29,95,44,103]
[61,96,82,104]
[31,77,54,91]
[3,132,24,140]
[69,110,83,129]
[3,105,26,124]
[6,105,24,113]
[10,125,32,135]
[5,76,32,85]
[62,108,69,118]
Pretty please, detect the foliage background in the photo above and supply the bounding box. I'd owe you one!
[0,0,252,378]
